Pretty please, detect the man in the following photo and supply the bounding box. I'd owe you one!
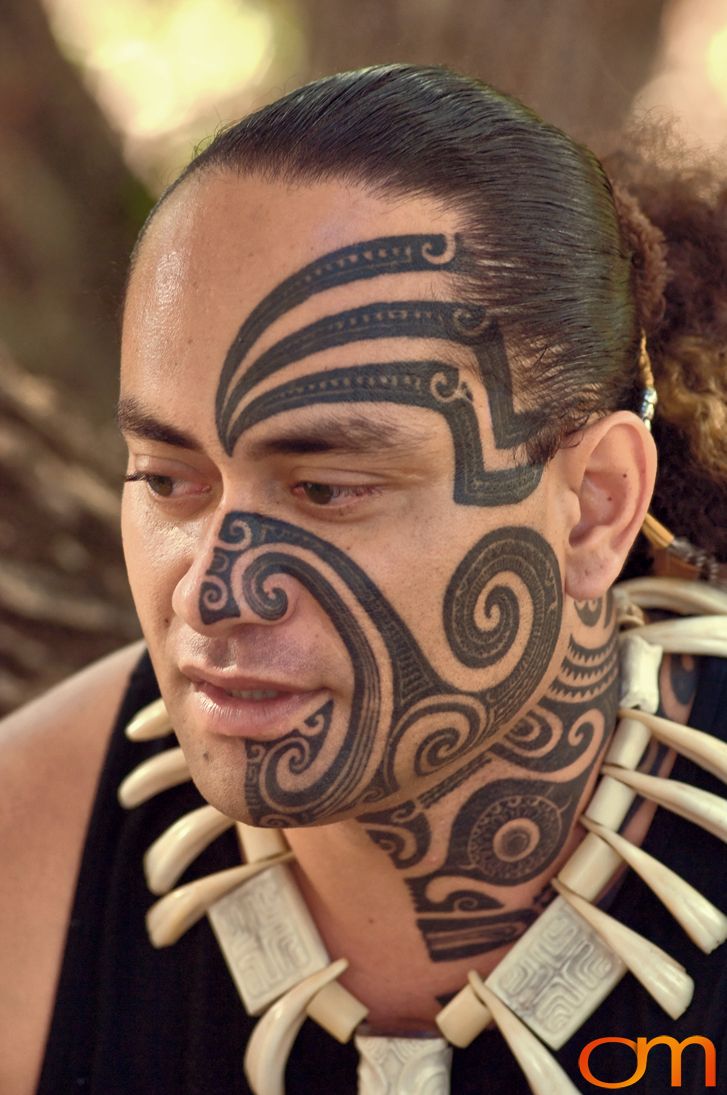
[2,66,724,1094]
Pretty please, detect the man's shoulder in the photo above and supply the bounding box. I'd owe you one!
[0,640,146,799]
[0,641,146,1095]
[0,639,147,883]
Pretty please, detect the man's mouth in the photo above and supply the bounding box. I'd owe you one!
[179,666,328,739]
[223,688,285,700]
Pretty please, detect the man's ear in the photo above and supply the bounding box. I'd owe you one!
[556,412,657,601]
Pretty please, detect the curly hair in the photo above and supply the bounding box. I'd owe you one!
[606,135,727,564]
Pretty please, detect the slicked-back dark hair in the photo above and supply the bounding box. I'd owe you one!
[145,64,643,462]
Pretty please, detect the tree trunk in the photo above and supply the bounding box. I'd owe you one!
[0,0,151,712]
[0,0,151,453]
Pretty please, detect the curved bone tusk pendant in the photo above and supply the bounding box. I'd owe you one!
[582,818,727,954]
[617,708,727,785]
[146,852,294,947]
[117,748,190,809]
[553,880,694,1020]
[244,959,348,1095]
[616,577,727,616]
[237,822,290,864]
[627,616,727,658]
[144,804,236,895]
[125,697,173,741]
[468,973,583,1095]
[435,981,493,1048]
[602,765,727,844]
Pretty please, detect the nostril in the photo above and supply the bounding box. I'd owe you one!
[199,559,243,626]
[170,537,231,633]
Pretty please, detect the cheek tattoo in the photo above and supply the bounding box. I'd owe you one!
[199,232,617,960]
[201,513,562,829]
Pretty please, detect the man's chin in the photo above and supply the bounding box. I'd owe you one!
[179,745,336,830]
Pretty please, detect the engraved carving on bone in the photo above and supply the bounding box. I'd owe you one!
[208,863,329,1014]
[486,897,626,1049]
[355,1034,453,1095]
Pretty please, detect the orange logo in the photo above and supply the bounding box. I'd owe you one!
[578,1035,717,1088]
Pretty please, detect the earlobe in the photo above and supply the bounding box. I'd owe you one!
[560,413,657,601]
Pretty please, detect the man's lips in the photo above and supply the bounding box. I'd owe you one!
[180,666,327,739]
[182,665,319,696]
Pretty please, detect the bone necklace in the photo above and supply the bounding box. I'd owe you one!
[119,577,727,1095]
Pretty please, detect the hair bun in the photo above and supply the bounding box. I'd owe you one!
[612,183,669,335]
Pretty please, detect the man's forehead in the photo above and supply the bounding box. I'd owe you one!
[123,176,476,398]
[122,179,543,506]
[129,172,463,303]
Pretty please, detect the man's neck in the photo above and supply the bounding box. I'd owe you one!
[285,596,619,1032]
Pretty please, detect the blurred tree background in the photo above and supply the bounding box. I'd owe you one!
[1,0,725,713]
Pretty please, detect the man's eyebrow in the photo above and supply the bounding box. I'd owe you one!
[245,412,430,459]
[117,399,430,458]
[116,397,203,451]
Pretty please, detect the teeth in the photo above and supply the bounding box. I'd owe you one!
[225,688,282,700]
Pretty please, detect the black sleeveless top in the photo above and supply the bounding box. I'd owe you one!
[38,652,727,1094]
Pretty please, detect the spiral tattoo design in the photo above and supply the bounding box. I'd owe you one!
[200,513,565,828]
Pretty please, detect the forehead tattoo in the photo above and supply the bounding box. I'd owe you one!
[216,233,543,506]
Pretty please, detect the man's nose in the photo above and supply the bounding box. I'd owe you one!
[171,523,301,636]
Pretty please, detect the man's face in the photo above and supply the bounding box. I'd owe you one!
[120,171,570,826]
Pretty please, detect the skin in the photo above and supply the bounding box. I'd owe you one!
[0,643,146,1095]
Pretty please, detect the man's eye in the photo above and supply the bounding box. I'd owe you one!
[124,471,206,499]
[294,481,376,507]
[148,474,175,497]
[301,481,336,505]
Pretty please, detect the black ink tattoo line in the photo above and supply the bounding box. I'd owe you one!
[215,234,545,505]
[218,299,492,443]
[216,233,464,439]
[198,233,605,961]
[363,621,618,961]
[229,361,541,506]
